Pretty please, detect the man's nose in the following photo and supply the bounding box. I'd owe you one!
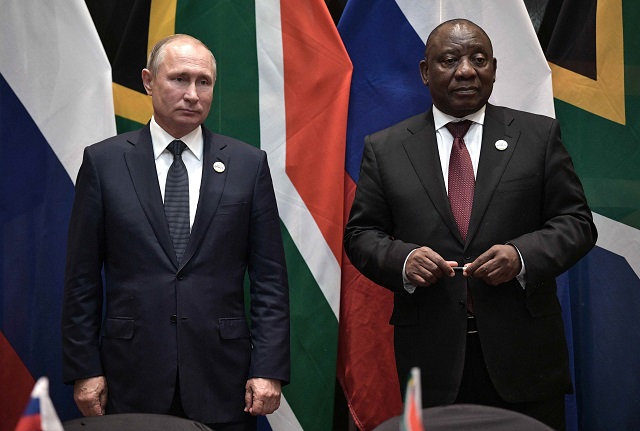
[184,82,198,100]
[455,58,476,78]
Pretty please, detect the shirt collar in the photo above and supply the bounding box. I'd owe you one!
[150,116,204,161]
[432,104,486,131]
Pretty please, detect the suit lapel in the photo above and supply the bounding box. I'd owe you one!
[402,111,461,240]
[124,125,177,265]
[179,127,229,269]
[466,104,520,243]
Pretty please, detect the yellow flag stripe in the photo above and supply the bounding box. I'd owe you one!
[148,0,177,57]
[549,0,625,125]
[112,0,177,125]
[112,82,153,124]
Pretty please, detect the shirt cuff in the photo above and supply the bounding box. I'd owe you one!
[402,249,419,294]
[509,243,526,289]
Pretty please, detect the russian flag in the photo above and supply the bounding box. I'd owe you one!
[14,377,63,431]
[0,0,115,426]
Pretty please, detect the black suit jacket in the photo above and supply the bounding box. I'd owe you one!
[344,104,596,405]
[62,124,289,424]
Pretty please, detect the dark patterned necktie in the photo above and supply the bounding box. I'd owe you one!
[164,140,190,263]
[446,120,474,241]
[446,120,475,313]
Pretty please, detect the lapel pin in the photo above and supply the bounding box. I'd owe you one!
[495,140,508,151]
[213,161,225,173]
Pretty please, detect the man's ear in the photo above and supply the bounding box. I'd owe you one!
[419,60,429,86]
[492,58,497,82]
[141,69,153,95]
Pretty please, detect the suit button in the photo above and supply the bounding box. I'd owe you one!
[177,273,184,280]
[458,301,465,309]
[170,315,177,323]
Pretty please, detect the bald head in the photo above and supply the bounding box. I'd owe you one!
[147,34,217,82]
[425,19,493,61]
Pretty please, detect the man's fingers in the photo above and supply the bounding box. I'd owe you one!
[248,396,280,415]
[245,378,282,415]
[244,388,253,412]
[407,248,456,286]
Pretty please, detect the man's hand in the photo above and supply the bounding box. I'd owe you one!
[74,376,107,416]
[244,378,281,415]
[463,244,522,285]
[405,246,457,287]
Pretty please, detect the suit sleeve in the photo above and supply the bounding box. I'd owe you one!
[509,119,597,286]
[61,146,105,384]
[246,152,290,384]
[344,135,419,293]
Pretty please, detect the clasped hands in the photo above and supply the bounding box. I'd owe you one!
[405,244,521,287]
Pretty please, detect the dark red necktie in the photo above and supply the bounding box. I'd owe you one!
[446,120,475,314]
[446,120,474,241]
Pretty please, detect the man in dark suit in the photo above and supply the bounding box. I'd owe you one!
[344,19,596,430]
[62,34,289,431]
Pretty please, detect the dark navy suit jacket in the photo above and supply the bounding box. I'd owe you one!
[62,124,289,424]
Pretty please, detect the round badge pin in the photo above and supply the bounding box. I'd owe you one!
[495,140,508,151]
[213,161,225,173]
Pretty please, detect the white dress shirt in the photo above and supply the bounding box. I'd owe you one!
[402,105,525,292]
[150,116,203,229]
[433,105,485,190]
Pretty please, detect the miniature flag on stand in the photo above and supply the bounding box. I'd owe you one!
[402,368,425,431]
[14,377,64,431]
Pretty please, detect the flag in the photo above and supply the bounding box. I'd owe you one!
[542,0,640,428]
[0,0,115,428]
[401,368,424,431]
[14,377,64,431]
[2,0,351,430]
[253,1,352,428]
[337,1,555,429]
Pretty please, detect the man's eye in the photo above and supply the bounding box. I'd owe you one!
[443,58,456,65]
[473,57,487,65]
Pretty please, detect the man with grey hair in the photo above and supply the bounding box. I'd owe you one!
[62,34,290,431]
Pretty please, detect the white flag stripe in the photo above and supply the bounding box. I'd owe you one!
[395,0,555,118]
[263,394,304,431]
[593,213,640,279]
[31,377,64,431]
[0,0,116,183]
[255,0,341,320]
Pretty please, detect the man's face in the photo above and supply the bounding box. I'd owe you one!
[142,40,214,138]
[420,22,497,117]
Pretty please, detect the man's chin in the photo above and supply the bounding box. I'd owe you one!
[175,113,205,125]
[450,100,486,116]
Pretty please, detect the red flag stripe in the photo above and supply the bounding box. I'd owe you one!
[281,0,353,262]
[0,331,35,431]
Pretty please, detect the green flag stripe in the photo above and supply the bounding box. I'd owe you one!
[281,224,338,431]
[176,0,260,147]
[115,115,144,134]
[556,101,640,230]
